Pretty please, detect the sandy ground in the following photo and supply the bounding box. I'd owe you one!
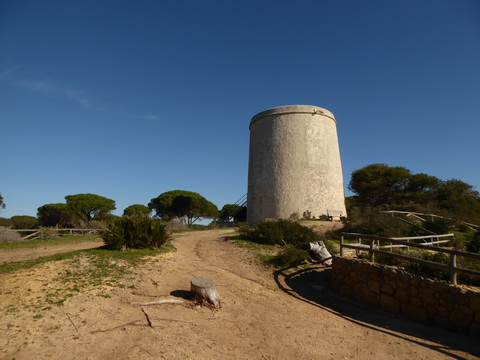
[0,240,104,265]
[0,228,479,360]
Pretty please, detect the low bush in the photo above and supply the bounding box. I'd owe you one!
[457,256,480,287]
[407,252,450,281]
[466,231,480,253]
[423,218,453,234]
[277,219,319,245]
[448,235,466,250]
[237,222,252,238]
[341,207,412,237]
[455,223,470,233]
[323,239,339,256]
[102,215,170,250]
[37,227,59,239]
[264,247,310,268]
[369,251,409,267]
[239,220,340,268]
[0,218,14,228]
[190,224,209,230]
[250,221,284,245]
[245,219,319,246]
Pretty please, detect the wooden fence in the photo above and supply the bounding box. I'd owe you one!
[13,228,103,240]
[340,232,480,286]
[383,210,480,231]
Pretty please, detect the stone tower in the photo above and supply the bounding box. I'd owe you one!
[247,105,347,226]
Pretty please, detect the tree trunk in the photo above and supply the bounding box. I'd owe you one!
[190,277,221,308]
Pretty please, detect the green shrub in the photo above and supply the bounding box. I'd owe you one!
[237,222,251,237]
[102,215,170,250]
[277,219,318,245]
[448,236,465,250]
[408,252,449,281]
[265,247,309,268]
[456,223,469,233]
[466,231,480,253]
[324,230,340,240]
[190,224,209,230]
[423,218,452,234]
[323,239,339,256]
[341,207,411,237]
[245,219,319,246]
[249,221,283,245]
[371,251,409,267]
[0,218,14,228]
[239,220,327,268]
[457,256,480,287]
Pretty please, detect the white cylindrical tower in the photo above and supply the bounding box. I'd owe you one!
[247,105,347,226]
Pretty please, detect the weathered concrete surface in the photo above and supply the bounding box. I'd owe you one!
[247,105,347,226]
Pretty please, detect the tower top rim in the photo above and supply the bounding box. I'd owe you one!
[250,105,336,128]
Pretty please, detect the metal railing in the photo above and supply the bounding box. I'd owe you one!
[229,194,247,219]
[340,232,480,286]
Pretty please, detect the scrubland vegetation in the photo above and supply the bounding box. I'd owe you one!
[1,164,479,276]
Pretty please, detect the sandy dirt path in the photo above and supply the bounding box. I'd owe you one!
[0,229,478,359]
[0,239,104,264]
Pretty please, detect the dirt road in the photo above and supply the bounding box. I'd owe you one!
[1,229,478,359]
[0,239,104,264]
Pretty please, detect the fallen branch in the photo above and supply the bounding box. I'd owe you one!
[138,299,185,306]
[66,312,80,335]
[91,320,143,334]
[141,308,153,328]
[154,317,195,324]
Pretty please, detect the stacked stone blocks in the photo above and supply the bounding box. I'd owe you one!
[331,256,480,338]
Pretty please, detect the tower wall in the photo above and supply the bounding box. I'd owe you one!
[247,105,347,226]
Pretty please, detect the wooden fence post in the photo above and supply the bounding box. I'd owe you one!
[449,253,457,285]
[340,235,344,257]
[369,240,375,263]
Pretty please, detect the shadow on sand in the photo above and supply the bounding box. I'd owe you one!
[273,264,480,359]
[170,290,191,300]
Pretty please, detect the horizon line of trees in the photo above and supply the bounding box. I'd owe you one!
[0,190,242,229]
[1,163,479,229]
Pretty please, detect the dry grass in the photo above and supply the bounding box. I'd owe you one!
[0,227,22,243]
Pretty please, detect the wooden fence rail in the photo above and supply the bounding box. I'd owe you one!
[12,228,103,240]
[382,210,480,231]
[340,232,480,286]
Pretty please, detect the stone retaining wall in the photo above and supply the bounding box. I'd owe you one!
[331,256,480,338]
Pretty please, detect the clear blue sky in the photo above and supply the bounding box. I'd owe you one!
[1,0,479,219]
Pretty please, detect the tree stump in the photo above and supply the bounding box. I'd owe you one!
[190,277,221,308]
